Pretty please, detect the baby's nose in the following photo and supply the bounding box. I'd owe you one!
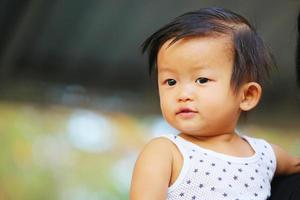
[177,86,194,102]
[178,95,192,102]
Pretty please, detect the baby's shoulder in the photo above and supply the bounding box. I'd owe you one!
[133,136,177,175]
[136,135,181,164]
[243,135,272,146]
[242,135,276,158]
[143,135,179,154]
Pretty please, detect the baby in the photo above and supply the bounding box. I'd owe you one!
[130,7,300,200]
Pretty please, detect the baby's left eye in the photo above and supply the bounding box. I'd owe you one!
[196,77,209,84]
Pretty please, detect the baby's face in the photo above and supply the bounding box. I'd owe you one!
[157,36,243,136]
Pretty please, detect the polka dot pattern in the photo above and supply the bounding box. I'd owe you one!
[160,134,276,200]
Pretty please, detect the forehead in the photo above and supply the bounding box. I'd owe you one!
[157,36,233,72]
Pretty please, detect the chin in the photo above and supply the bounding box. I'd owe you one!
[176,126,203,135]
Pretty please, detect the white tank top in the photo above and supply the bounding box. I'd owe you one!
[160,134,276,200]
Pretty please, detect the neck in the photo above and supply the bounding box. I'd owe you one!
[179,131,239,144]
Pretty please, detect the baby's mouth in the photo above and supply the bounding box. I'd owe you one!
[176,108,198,115]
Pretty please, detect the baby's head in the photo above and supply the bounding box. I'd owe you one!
[142,7,274,136]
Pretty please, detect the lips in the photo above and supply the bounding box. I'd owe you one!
[176,108,198,117]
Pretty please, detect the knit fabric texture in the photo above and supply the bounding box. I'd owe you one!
[160,134,276,200]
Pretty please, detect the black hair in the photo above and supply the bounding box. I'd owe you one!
[142,7,274,92]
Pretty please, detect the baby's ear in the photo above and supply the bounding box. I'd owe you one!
[239,82,262,111]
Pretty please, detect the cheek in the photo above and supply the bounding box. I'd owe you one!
[159,90,170,110]
[200,87,224,102]
[200,88,234,110]
[159,91,175,119]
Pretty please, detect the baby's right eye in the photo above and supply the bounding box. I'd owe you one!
[165,79,176,86]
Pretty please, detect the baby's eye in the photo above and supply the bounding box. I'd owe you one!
[166,79,176,86]
[196,77,209,84]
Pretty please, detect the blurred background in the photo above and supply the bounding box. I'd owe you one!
[0,0,299,199]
